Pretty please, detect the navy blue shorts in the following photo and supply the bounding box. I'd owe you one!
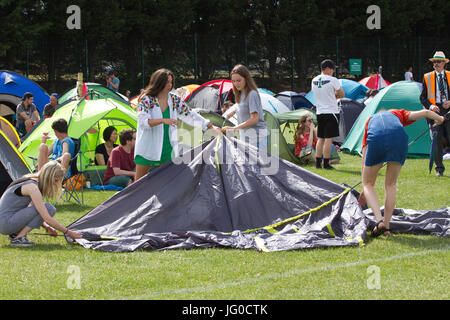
[365,112,408,166]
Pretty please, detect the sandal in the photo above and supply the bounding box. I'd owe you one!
[372,220,387,238]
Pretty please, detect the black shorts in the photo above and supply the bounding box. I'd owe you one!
[317,113,340,138]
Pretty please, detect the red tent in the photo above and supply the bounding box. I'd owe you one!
[359,74,390,90]
[184,79,234,112]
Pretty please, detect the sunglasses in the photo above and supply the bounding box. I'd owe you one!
[433,60,445,64]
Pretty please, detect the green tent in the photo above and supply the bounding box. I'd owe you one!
[59,83,129,105]
[265,109,340,165]
[341,81,430,158]
[19,98,137,172]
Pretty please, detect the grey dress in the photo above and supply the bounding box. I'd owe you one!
[236,90,268,150]
[0,179,56,235]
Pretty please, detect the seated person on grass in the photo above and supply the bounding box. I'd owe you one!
[38,118,75,176]
[103,129,136,188]
[16,92,40,136]
[294,114,339,165]
[95,126,118,165]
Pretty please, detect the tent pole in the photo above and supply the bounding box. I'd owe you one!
[378,37,381,68]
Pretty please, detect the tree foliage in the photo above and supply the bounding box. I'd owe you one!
[1,0,450,93]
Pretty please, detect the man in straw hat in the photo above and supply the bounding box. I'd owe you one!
[420,51,450,177]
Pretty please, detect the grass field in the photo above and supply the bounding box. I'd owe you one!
[0,153,448,300]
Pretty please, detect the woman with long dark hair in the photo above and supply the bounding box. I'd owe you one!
[222,64,268,151]
[134,68,220,181]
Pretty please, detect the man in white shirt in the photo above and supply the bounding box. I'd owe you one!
[404,66,414,81]
[311,59,345,169]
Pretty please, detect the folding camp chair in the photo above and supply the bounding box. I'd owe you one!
[62,138,86,205]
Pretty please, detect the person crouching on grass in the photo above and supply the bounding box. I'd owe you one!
[0,160,82,247]
[358,108,444,237]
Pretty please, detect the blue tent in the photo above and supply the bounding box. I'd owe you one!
[0,70,50,114]
[275,91,315,110]
[305,79,369,105]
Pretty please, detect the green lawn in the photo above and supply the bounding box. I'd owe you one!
[0,153,448,300]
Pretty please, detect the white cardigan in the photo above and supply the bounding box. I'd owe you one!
[135,93,211,161]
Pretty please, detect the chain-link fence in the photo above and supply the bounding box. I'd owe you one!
[8,34,450,97]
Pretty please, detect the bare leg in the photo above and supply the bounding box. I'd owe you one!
[60,152,71,172]
[16,225,33,238]
[315,138,324,159]
[383,162,402,234]
[322,138,333,159]
[25,119,34,132]
[135,164,150,182]
[362,163,384,223]
[38,143,49,171]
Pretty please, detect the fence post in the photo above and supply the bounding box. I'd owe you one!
[85,39,89,81]
[244,34,248,66]
[194,33,198,82]
[417,36,422,80]
[26,47,30,77]
[291,36,295,91]
[336,36,339,78]
[141,39,145,89]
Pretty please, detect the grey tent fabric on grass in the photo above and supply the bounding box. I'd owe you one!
[67,136,367,252]
[364,207,450,237]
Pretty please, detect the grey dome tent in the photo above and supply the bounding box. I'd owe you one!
[275,91,315,110]
[67,136,367,252]
[334,98,366,145]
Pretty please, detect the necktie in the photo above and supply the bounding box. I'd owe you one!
[438,74,447,102]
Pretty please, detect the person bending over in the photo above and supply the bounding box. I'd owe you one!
[358,108,444,237]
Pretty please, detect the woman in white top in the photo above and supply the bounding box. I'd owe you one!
[134,68,220,181]
[222,64,268,151]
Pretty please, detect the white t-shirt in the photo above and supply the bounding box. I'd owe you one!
[311,74,341,114]
[404,71,413,81]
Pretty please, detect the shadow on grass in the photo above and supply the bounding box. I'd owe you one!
[54,202,96,212]
[1,242,81,251]
[364,231,449,250]
[385,233,449,249]
[332,168,363,176]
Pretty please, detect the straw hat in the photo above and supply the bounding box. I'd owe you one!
[429,51,449,63]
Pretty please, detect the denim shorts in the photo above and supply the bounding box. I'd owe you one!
[365,112,408,166]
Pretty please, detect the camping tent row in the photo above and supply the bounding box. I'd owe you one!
[0,70,50,123]
[182,79,314,114]
[16,90,363,188]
